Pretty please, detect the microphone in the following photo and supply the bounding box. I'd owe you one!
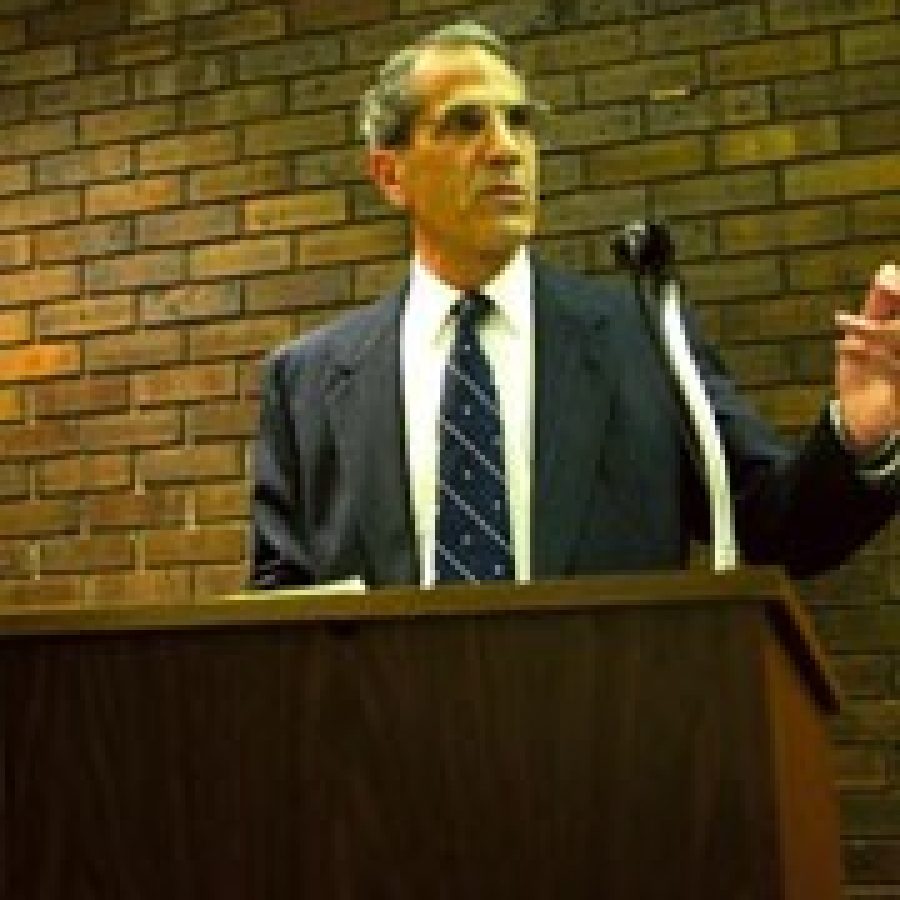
[611,219,738,571]
[610,219,674,276]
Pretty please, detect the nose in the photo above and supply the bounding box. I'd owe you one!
[484,108,524,163]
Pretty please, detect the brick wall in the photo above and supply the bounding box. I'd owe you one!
[0,0,897,892]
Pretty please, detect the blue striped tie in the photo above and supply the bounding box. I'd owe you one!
[436,291,515,582]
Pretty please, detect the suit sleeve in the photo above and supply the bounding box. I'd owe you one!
[251,348,316,589]
[686,317,897,579]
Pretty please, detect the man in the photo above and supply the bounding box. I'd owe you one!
[252,21,897,590]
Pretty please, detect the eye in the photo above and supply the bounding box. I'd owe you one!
[506,103,536,132]
[439,104,488,136]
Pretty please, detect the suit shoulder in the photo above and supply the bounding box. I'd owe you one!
[265,291,402,378]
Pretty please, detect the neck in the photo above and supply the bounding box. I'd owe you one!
[416,243,521,291]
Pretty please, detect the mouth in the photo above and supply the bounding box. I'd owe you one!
[482,184,527,197]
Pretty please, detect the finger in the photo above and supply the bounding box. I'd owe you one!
[864,262,900,319]
[836,312,900,348]
[837,335,900,376]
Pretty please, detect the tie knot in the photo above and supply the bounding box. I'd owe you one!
[454,291,491,331]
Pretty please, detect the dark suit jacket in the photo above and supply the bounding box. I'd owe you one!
[252,259,895,588]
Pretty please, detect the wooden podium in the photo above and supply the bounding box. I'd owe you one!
[0,568,841,900]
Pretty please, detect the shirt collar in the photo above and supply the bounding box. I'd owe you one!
[407,246,532,345]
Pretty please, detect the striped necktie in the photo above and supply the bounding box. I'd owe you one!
[435,291,515,582]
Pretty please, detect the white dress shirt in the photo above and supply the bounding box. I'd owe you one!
[402,246,534,587]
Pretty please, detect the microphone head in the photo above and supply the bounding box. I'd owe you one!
[610,219,674,275]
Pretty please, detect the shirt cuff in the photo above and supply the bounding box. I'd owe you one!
[829,399,900,483]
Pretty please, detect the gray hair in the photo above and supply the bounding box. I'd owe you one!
[359,20,518,150]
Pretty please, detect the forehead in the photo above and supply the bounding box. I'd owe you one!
[410,43,528,110]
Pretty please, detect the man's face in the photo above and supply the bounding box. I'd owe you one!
[373,44,540,284]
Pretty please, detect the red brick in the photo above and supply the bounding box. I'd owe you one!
[37,294,135,338]
[40,453,132,494]
[354,259,408,302]
[641,4,762,54]
[144,526,245,565]
[0,419,80,460]
[244,267,352,314]
[86,328,182,372]
[0,265,80,307]
[134,362,236,406]
[87,174,181,218]
[139,128,236,172]
[716,117,840,167]
[0,233,30,268]
[840,17,900,66]
[0,87,30,126]
[0,539,30,579]
[84,488,185,531]
[586,135,706,186]
[141,52,229,101]
[0,342,80,383]
[294,146,365,187]
[194,480,249,522]
[190,236,291,279]
[80,409,182,451]
[0,16,26,52]
[190,158,288,203]
[194,563,246,598]
[852,195,900,239]
[0,190,80,231]
[138,204,237,248]
[38,143,131,188]
[244,190,345,233]
[188,399,258,439]
[294,220,406,267]
[0,160,30,195]
[42,534,133,573]
[0,308,31,345]
[33,71,133,117]
[83,23,178,69]
[843,108,900,154]
[789,240,900,291]
[243,110,346,156]
[88,567,192,607]
[785,153,900,202]
[0,117,77,159]
[36,219,132,263]
[653,169,778,215]
[238,35,341,82]
[0,387,23,420]
[542,186,645,235]
[289,0,390,32]
[189,314,299,361]
[86,249,183,293]
[0,499,78,537]
[0,576,82,609]
[34,374,131,417]
[0,43,76,86]
[289,65,373,112]
[32,0,125,41]
[140,442,242,484]
[709,34,833,84]
[584,53,703,105]
[141,281,241,324]
[719,205,846,255]
[0,462,31,499]
[184,84,282,129]
[131,0,230,25]
[185,6,284,51]
[81,101,179,145]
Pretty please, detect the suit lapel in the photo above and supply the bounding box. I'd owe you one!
[532,262,618,578]
[324,290,418,586]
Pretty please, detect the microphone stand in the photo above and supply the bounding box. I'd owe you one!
[612,221,739,571]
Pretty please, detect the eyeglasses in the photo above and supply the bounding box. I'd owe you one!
[421,100,549,141]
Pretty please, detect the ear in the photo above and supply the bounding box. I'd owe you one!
[368,148,409,211]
